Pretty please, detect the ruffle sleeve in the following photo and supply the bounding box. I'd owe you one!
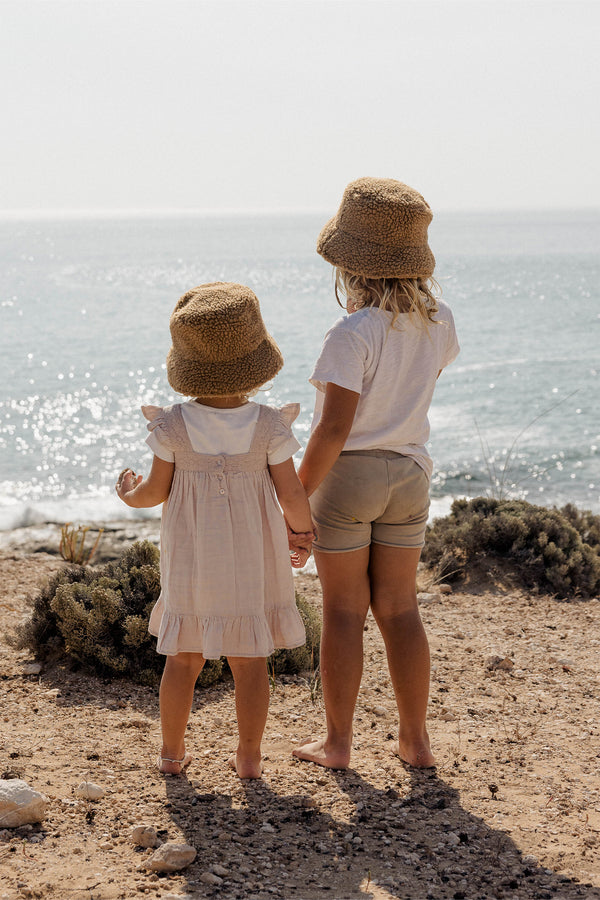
[267,403,301,465]
[142,405,177,459]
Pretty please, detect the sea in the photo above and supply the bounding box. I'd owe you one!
[1,209,599,534]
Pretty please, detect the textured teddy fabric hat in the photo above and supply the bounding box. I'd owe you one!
[317,177,435,279]
[166,282,284,397]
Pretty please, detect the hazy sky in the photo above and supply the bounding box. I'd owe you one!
[1,0,599,212]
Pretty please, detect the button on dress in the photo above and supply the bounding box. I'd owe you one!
[145,402,306,658]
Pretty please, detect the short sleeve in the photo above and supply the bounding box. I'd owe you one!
[309,319,366,394]
[141,405,175,463]
[267,403,302,465]
[440,309,460,369]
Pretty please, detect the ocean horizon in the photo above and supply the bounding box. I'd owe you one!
[1,208,599,533]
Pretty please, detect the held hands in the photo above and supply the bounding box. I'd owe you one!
[115,467,143,501]
[286,520,317,570]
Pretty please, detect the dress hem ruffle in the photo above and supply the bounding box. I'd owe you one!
[148,601,306,659]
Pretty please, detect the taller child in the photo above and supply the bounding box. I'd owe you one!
[117,282,314,779]
[293,178,459,769]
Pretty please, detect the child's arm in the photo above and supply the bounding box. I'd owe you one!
[269,457,315,568]
[298,383,360,497]
[116,456,175,508]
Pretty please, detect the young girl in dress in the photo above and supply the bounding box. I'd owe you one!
[116,282,314,779]
[291,178,460,770]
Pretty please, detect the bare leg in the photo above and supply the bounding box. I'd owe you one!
[369,543,435,768]
[227,656,269,779]
[293,547,371,769]
[159,651,206,773]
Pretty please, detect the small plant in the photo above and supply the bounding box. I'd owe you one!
[422,497,600,599]
[11,542,321,687]
[59,523,104,566]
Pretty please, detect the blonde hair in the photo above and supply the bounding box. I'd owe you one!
[334,268,440,330]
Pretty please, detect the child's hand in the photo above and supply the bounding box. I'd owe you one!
[290,547,312,569]
[286,521,317,552]
[116,468,142,500]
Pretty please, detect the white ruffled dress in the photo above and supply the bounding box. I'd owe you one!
[145,402,306,659]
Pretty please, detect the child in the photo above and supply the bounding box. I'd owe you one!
[116,282,314,779]
[291,178,460,770]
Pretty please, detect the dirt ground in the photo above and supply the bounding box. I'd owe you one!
[1,533,600,900]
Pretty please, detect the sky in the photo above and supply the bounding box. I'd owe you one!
[1,0,599,213]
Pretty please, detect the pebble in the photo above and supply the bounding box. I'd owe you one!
[438,583,452,594]
[200,872,223,885]
[21,663,42,675]
[440,709,457,722]
[417,592,441,604]
[372,705,387,716]
[0,779,49,827]
[212,864,229,876]
[145,841,197,873]
[74,781,105,800]
[261,822,276,833]
[522,854,539,866]
[130,825,160,848]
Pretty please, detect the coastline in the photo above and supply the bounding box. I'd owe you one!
[1,527,600,898]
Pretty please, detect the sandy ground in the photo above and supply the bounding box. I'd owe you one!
[1,528,600,900]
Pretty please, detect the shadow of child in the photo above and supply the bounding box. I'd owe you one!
[161,763,599,899]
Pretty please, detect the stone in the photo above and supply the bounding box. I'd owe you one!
[438,584,452,594]
[74,781,105,800]
[418,592,441,604]
[212,864,229,876]
[0,779,49,827]
[130,825,160,848]
[145,842,196,872]
[261,822,276,833]
[200,872,223,885]
[372,706,387,716]
[486,655,514,671]
[22,663,42,675]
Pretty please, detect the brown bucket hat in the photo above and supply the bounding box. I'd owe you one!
[317,177,435,278]
[166,282,284,397]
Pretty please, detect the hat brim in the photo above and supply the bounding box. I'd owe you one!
[167,335,284,397]
[317,217,435,279]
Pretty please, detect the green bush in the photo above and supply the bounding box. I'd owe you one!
[12,541,321,685]
[422,497,600,599]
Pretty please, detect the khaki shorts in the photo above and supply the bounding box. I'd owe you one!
[311,450,430,553]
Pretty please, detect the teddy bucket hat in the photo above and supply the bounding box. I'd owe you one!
[166,282,284,397]
[317,177,435,279]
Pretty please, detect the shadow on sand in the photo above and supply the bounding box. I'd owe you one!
[162,763,600,900]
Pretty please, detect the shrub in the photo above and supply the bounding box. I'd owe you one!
[422,497,600,599]
[12,541,321,685]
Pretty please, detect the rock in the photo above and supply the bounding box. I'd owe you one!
[130,825,159,848]
[0,779,49,827]
[522,854,539,866]
[417,592,440,604]
[74,781,105,800]
[145,841,196,872]
[440,709,457,722]
[200,872,223,885]
[372,705,387,716]
[486,655,514,671]
[212,864,229,876]
[261,822,276,833]
[21,663,42,675]
[438,584,452,594]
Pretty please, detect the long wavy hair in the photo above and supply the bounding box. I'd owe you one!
[334,268,441,330]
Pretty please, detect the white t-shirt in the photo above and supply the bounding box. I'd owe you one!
[146,400,301,466]
[310,300,459,478]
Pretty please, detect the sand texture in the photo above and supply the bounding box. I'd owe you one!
[1,527,600,900]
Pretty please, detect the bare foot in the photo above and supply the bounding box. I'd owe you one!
[292,737,350,769]
[158,752,193,775]
[393,738,436,769]
[228,752,263,779]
